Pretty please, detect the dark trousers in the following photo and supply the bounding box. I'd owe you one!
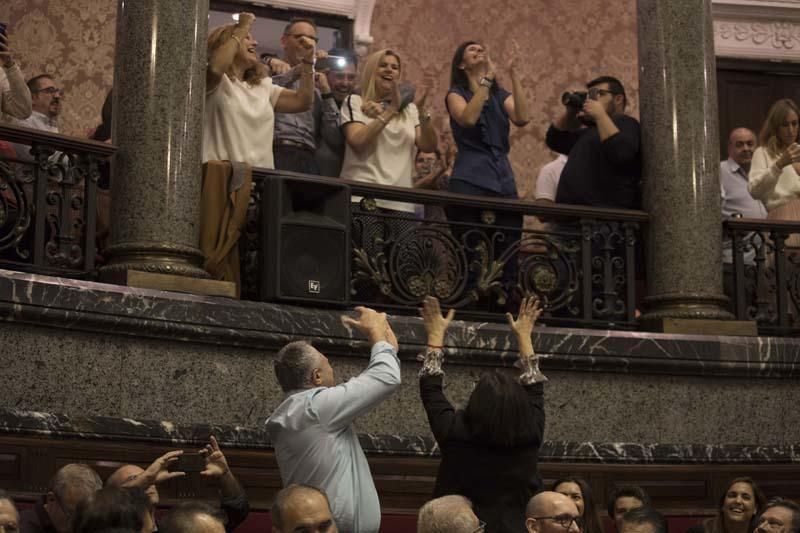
[445,179,522,303]
[274,145,320,175]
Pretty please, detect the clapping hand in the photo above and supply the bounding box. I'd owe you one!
[199,435,229,478]
[420,296,455,347]
[507,39,522,73]
[236,12,256,31]
[506,296,543,348]
[342,306,399,350]
[415,85,430,112]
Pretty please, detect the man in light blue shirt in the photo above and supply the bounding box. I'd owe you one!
[266,306,401,533]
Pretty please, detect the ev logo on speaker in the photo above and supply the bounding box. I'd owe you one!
[308,280,321,294]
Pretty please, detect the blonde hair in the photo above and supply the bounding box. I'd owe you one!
[759,98,800,159]
[360,48,402,104]
[207,24,267,86]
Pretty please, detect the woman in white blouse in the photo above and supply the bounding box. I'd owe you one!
[204,13,314,169]
[339,48,438,213]
[748,98,800,211]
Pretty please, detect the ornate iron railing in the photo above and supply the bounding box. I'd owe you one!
[0,124,114,277]
[245,169,648,329]
[725,217,800,335]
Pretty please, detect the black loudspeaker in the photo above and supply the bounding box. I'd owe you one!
[260,175,350,305]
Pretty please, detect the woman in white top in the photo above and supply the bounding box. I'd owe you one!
[339,48,438,213]
[204,13,314,169]
[748,98,800,212]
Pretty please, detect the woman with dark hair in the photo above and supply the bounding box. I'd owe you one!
[748,98,800,211]
[444,40,530,299]
[552,477,603,533]
[686,478,766,533]
[72,486,154,533]
[204,12,314,169]
[418,295,546,533]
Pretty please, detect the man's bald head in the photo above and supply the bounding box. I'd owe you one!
[271,484,337,533]
[526,492,581,533]
[106,465,158,506]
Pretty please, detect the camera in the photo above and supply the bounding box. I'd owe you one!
[561,91,587,109]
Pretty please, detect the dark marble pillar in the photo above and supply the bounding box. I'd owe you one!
[638,0,733,325]
[102,0,209,280]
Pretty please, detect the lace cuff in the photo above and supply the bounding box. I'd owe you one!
[417,346,445,377]
[516,354,548,385]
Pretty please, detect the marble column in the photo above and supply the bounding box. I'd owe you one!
[638,0,733,326]
[101,0,209,280]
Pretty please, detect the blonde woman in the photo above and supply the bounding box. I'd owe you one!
[748,98,800,211]
[204,12,315,169]
[340,48,437,213]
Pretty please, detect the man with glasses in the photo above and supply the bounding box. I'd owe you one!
[755,498,800,533]
[417,495,485,533]
[19,463,102,533]
[14,75,62,133]
[525,491,582,533]
[546,76,642,210]
[272,18,342,175]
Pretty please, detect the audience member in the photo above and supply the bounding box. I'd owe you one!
[204,12,314,169]
[271,18,342,175]
[547,76,641,209]
[525,491,582,533]
[0,27,32,121]
[619,507,667,533]
[0,489,19,533]
[418,296,546,533]
[106,437,249,532]
[719,128,766,302]
[315,48,357,177]
[552,477,603,533]
[687,477,766,533]
[607,486,651,533]
[417,495,483,533]
[748,99,800,213]
[444,40,529,297]
[90,89,113,143]
[340,48,437,204]
[71,486,153,533]
[535,154,568,203]
[755,498,800,533]
[412,149,449,221]
[271,484,338,533]
[266,306,401,533]
[19,463,102,533]
[160,502,226,533]
[13,75,61,133]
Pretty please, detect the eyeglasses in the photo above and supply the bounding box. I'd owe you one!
[587,87,618,100]
[472,520,486,533]
[32,87,64,97]
[286,32,319,43]
[532,515,584,529]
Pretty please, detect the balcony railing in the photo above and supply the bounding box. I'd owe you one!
[0,124,114,277]
[725,217,800,336]
[245,169,648,329]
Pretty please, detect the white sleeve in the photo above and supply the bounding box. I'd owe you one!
[747,147,781,203]
[266,78,284,107]
[407,102,420,127]
[340,94,365,126]
[310,341,401,431]
[535,165,559,201]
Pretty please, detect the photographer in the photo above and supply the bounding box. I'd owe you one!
[546,76,641,209]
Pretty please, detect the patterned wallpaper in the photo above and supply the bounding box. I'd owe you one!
[0,0,638,192]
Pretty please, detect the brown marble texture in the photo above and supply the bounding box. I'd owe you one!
[638,0,730,322]
[103,0,208,275]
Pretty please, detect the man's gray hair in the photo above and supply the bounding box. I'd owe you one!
[50,463,103,500]
[274,340,320,393]
[418,495,477,533]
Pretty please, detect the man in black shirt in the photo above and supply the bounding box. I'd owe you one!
[546,76,641,209]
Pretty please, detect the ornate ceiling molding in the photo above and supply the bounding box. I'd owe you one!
[712,0,800,59]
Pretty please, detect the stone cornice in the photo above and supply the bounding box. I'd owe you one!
[713,0,800,59]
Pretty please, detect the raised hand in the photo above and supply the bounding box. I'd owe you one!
[125,450,186,488]
[361,100,384,119]
[199,435,229,478]
[236,12,256,31]
[342,306,398,350]
[0,32,14,67]
[315,72,331,94]
[268,57,291,75]
[507,39,522,73]
[506,296,543,344]
[415,86,430,111]
[420,296,455,347]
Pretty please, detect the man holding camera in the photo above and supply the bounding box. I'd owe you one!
[546,76,641,209]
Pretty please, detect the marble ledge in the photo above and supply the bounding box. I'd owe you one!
[0,409,798,465]
[1,269,800,379]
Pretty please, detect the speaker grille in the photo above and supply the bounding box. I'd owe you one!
[278,223,347,301]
